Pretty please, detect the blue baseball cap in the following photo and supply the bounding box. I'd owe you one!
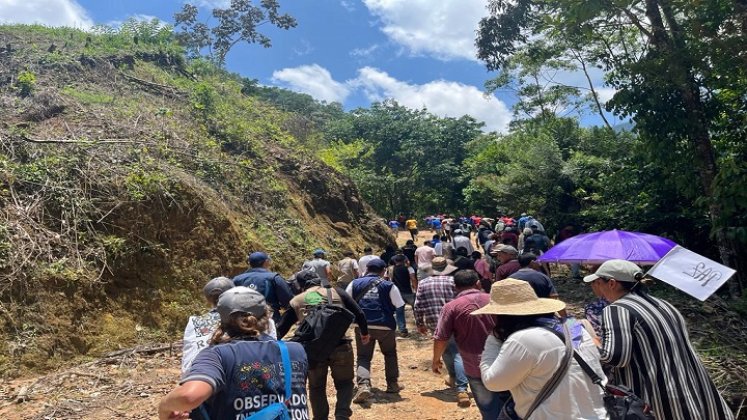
[366,258,387,270]
[312,248,326,256]
[248,251,270,267]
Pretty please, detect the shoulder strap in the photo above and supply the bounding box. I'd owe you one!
[197,404,211,420]
[277,341,292,401]
[354,278,384,303]
[263,277,272,299]
[524,323,573,418]
[325,285,335,306]
[542,324,607,393]
[570,348,605,390]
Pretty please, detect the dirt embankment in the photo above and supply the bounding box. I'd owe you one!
[0,25,393,376]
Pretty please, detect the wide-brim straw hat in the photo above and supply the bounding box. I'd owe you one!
[471,278,566,316]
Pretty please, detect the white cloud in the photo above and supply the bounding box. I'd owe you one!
[350,44,380,59]
[594,87,616,104]
[106,14,164,29]
[362,0,486,61]
[0,0,93,28]
[353,67,511,132]
[270,63,511,131]
[340,0,356,12]
[191,0,231,8]
[293,39,314,57]
[272,64,351,103]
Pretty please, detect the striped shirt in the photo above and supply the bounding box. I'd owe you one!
[600,293,734,420]
[413,275,456,331]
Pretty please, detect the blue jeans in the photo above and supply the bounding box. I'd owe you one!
[467,376,505,419]
[395,294,415,333]
[395,306,407,333]
[570,263,581,279]
[441,337,468,392]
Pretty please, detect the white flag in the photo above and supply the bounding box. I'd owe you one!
[646,245,736,301]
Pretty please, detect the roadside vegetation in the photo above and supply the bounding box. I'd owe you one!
[0,23,388,376]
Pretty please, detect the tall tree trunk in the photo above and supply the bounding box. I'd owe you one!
[645,0,743,296]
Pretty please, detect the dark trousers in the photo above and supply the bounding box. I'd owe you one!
[308,342,355,420]
[354,328,399,386]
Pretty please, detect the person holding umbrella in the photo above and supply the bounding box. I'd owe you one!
[586,260,734,420]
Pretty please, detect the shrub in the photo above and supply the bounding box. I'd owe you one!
[16,70,36,97]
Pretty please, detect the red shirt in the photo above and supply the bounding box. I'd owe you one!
[433,289,495,377]
[495,259,521,281]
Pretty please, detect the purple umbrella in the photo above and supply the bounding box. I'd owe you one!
[537,229,677,265]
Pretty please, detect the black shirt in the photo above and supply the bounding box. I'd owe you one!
[391,265,413,295]
[401,246,417,266]
[509,268,557,298]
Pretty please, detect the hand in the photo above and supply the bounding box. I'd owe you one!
[431,359,443,374]
[159,410,189,420]
[360,334,371,345]
[417,325,428,335]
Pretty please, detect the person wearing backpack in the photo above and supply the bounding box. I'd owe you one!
[276,271,370,420]
[346,258,406,403]
[233,252,294,323]
[523,225,550,255]
[159,287,309,420]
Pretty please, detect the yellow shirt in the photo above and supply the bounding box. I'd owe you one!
[405,219,417,230]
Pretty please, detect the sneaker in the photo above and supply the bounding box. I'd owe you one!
[457,391,471,408]
[386,382,404,393]
[444,376,455,388]
[353,385,371,403]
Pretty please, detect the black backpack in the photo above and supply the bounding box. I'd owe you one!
[289,283,355,367]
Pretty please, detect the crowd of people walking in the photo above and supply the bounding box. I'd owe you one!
[159,214,735,420]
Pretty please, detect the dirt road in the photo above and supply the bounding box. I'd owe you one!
[0,229,483,419]
[3,230,743,419]
[0,313,481,420]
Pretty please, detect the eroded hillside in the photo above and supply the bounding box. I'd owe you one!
[0,25,391,376]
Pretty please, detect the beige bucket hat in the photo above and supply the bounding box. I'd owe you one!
[471,278,566,316]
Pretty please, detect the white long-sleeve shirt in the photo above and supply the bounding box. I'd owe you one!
[182,310,277,373]
[480,327,607,419]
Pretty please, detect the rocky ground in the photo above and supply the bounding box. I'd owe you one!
[1,229,745,419]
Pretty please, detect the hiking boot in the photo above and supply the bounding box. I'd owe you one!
[353,385,371,403]
[444,376,455,388]
[386,382,404,393]
[457,391,471,408]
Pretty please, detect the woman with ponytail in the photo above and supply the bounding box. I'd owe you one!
[159,287,309,420]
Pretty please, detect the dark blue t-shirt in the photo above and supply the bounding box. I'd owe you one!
[183,338,309,420]
[432,219,442,229]
[508,268,557,298]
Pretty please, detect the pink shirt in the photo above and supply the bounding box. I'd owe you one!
[414,245,436,266]
[474,259,491,280]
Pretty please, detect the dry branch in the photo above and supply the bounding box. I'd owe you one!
[118,72,185,98]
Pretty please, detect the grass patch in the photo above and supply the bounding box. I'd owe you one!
[61,85,114,105]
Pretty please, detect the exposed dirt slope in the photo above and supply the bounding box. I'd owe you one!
[0,25,392,376]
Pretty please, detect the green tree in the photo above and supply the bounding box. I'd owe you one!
[174,0,297,66]
[322,101,483,217]
[476,0,747,293]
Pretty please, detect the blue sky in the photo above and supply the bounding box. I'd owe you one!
[0,0,618,132]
